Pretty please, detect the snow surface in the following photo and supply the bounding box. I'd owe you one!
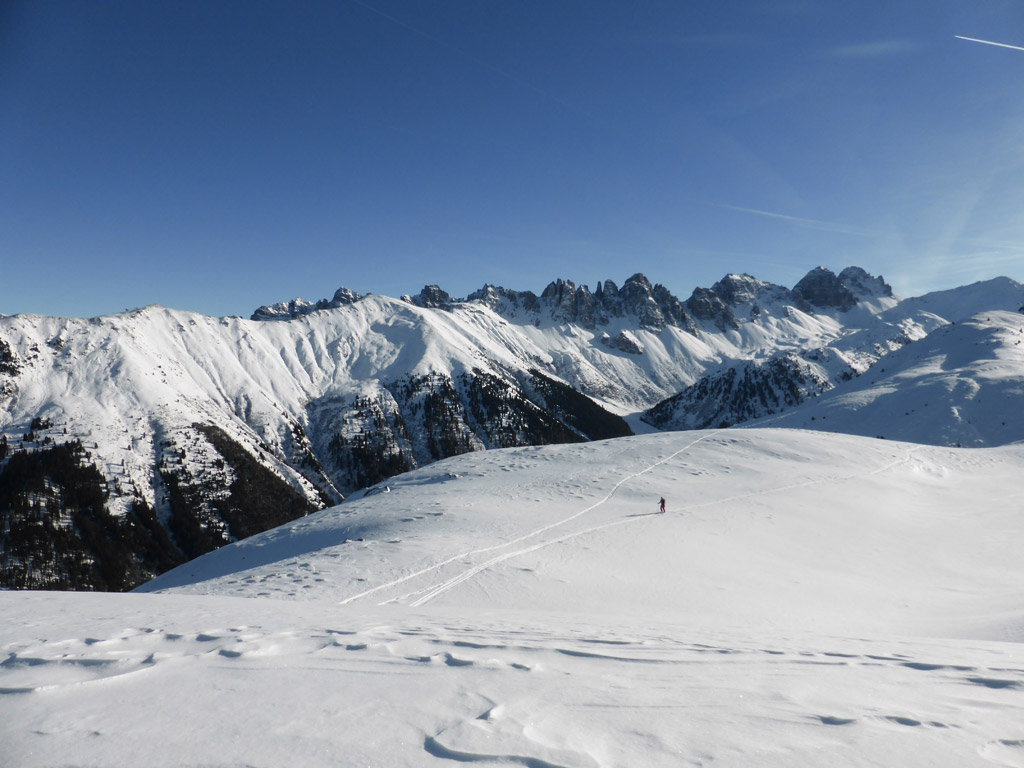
[756,311,1024,446]
[4,428,1024,766]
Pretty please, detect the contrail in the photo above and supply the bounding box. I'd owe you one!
[709,203,893,239]
[955,35,1024,52]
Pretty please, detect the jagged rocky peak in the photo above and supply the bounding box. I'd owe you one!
[711,273,790,306]
[838,267,893,299]
[792,266,858,311]
[652,284,695,331]
[541,278,591,325]
[251,297,317,321]
[712,273,760,304]
[465,283,507,309]
[408,285,454,309]
[618,274,665,330]
[539,278,601,329]
[533,273,695,333]
[251,287,364,321]
[594,279,622,315]
[331,287,363,305]
[465,284,541,314]
[791,266,892,312]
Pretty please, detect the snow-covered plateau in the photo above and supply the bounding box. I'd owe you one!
[3,428,1024,766]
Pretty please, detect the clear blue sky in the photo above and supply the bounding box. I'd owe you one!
[2,0,1023,318]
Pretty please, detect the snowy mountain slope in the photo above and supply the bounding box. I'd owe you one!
[892,276,1024,323]
[2,268,1022,591]
[746,311,1024,446]
[0,297,632,587]
[137,428,1024,637]
[4,429,1024,767]
[642,277,1024,434]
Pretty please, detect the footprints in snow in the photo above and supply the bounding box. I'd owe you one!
[816,714,952,729]
[5,622,1024,766]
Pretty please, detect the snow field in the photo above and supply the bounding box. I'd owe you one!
[2,595,1023,767]
[3,429,1022,766]
[762,311,1024,446]
[140,430,1024,640]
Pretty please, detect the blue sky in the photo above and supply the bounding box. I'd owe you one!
[2,0,1023,318]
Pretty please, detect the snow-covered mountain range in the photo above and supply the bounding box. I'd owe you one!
[1,266,1022,589]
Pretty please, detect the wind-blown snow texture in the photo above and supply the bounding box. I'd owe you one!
[1,267,1022,589]
[3,429,1023,766]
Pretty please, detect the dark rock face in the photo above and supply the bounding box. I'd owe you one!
[465,284,541,316]
[711,273,792,307]
[601,330,644,355]
[618,274,665,330]
[712,274,762,305]
[594,280,623,318]
[529,274,695,333]
[0,337,19,375]
[313,369,633,495]
[411,285,453,309]
[686,287,739,331]
[542,279,593,326]
[788,265,891,312]
[838,267,893,299]
[0,426,321,591]
[332,287,362,305]
[792,267,858,311]
[643,353,841,430]
[651,285,687,327]
[684,273,802,327]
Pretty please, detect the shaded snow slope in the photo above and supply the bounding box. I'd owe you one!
[751,311,1024,446]
[4,428,1024,767]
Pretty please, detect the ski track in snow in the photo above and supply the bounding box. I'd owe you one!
[339,431,723,606]
[340,433,922,609]
[402,443,923,608]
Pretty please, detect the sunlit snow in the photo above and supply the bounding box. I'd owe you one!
[3,428,1023,766]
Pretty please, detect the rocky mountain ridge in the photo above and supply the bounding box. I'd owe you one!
[251,266,895,331]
